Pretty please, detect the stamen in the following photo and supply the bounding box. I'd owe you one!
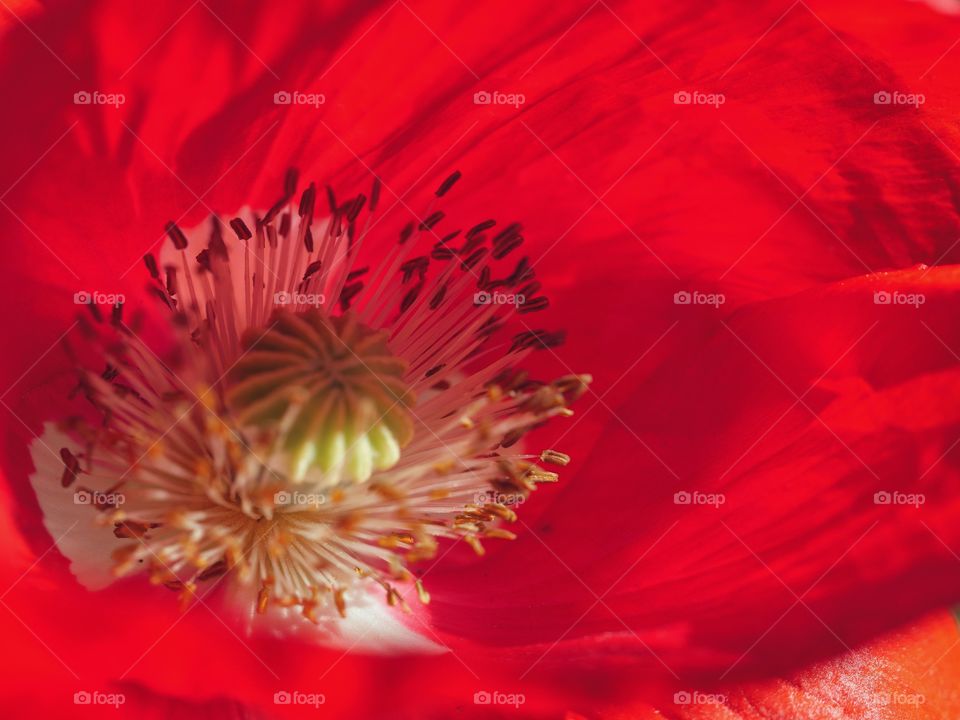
[47,169,588,626]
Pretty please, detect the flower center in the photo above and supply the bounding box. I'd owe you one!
[40,169,589,624]
[227,310,415,486]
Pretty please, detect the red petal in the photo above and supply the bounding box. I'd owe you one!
[426,268,960,678]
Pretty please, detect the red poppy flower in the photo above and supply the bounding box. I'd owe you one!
[3,0,960,718]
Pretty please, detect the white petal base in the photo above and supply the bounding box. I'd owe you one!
[30,424,444,654]
[224,581,446,655]
[29,423,118,590]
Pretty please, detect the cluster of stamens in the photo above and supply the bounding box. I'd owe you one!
[53,169,589,625]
